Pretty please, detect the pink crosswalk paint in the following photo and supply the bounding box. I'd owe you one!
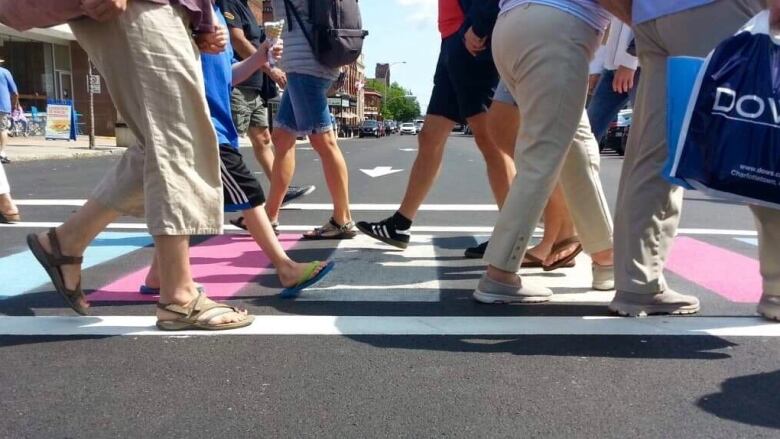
[666,237,761,303]
[89,234,301,302]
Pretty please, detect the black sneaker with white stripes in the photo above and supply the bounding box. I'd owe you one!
[356,216,411,249]
[282,185,316,206]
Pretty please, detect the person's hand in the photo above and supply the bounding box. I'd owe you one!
[261,39,284,63]
[463,26,487,56]
[80,0,128,22]
[197,26,228,54]
[612,65,636,94]
[268,67,287,88]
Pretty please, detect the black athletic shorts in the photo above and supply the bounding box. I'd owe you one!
[219,145,266,212]
[426,33,499,124]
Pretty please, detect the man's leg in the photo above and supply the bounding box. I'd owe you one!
[611,0,762,316]
[0,117,8,161]
[266,127,297,223]
[248,125,275,176]
[50,3,247,325]
[752,205,780,321]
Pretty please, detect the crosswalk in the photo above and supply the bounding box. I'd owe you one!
[0,201,772,337]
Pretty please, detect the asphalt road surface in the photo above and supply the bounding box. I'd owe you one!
[1,133,778,438]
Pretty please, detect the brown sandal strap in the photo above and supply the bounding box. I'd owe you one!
[46,228,83,266]
[550,236,581,255]
[157,290,241,323]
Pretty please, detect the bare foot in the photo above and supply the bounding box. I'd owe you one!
[277,260,328,288]
[544,239,580,267]
[524,245,549,264]
[156,293,250,326]
[0,194,18,216]
[35,231,88,310]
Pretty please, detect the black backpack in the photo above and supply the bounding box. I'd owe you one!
[283,0,369,68]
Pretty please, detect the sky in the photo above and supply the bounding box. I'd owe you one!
[360,0,440,111]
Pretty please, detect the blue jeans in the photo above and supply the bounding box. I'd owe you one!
[587,68,640,142]
[275,73,334,137]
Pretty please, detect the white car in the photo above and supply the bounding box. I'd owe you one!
[399,122,417,135]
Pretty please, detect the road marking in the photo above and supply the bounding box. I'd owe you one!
[88,234,299,302]
[359,166,405,178]
[667,237,761,303]
[0,315,777,337]
[284,203,499,211]
[0,221,760,236]
[0,232,153,299]
[736,238,758,246]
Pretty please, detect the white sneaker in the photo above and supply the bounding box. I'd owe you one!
[592,264,615,291]
[473,275,552,304]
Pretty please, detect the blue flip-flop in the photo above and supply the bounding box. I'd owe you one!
[280,261,335,299]
[139,285,160,295]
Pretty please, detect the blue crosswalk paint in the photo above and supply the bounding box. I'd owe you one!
[736,238,758,246]
[0,232,153,299]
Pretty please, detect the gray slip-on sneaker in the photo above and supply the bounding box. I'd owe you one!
[757,295,780,321]
[609,289,700,317]
[592,264,615,291]
[473,275,553,304]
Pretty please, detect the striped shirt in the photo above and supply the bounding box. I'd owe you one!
[498,0,610,31]
[633,0,714,24]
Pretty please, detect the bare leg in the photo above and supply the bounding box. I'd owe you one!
[398,115,455,220]
[248,126,275,179]
[468,112,515,209]
[0,193,18,215]
[146,206,326,289]
[265,127,297,223]
[0,128,8,157]
[308,129,352,225]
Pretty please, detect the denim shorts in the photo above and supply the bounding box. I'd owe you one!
[493,80,517,106]
[275,73,334,137]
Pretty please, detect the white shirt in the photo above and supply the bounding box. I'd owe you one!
[602,17,638,71]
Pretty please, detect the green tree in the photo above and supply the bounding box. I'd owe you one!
[365,79,420,121]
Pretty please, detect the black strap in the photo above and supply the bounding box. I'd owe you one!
[283,0,315,52]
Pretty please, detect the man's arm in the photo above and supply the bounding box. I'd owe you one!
[7,72,19,110]
[231,40,282,86]
[0,0,82,31]
[466,0,500,39]
[598,0,632,25]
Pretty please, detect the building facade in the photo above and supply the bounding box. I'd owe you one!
[0,24,117,136]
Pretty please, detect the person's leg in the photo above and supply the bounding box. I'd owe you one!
[248,125,275,176]
[0,115,8,160]
[467,111,514,209]
[397,114,456,219]
[481,5,599,292]
[611,0,762,315]
[265,86,298,224]
[0,160,16,216]
[752,205,780,321]
[308,129,352,226]
[62,4,245,324]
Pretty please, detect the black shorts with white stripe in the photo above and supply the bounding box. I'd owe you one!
[219,144,266,212]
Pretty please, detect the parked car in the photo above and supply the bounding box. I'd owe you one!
[359,120,382,138]
[599,108,632,156]
[452,123,465,132]
[400,122,417,135]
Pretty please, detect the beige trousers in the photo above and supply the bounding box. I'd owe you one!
[613,0,773,294]
[485,4,613,272]
[69,2,223,236]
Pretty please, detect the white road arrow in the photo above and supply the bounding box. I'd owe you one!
[360,166,404,178]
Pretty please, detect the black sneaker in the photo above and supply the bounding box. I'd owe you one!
[282,185,316,206]
[356,217,410,249]
[0,155,10,164]
[464,241,488,259]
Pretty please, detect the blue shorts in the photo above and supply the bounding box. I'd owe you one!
[493,80,517,106]
[275,73,334,137]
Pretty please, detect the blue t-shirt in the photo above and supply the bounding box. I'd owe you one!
[201,7,240,149]
[633,0,714,24]
[0,67,18,114]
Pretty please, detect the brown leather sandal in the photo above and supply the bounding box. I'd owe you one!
[156,289,254,331]
[542,236,582,272]
[26,228,88,315]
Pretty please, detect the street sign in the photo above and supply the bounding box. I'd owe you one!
[88,74,101,94]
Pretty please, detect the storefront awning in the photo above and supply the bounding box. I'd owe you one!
[0,24,76,44]
[339,111,358,119]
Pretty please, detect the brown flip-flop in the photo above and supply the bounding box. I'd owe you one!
[521,253,545,268]
[26,228,89,315]
[543,236,582,272]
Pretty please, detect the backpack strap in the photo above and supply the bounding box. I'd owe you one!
[283,0,315,51]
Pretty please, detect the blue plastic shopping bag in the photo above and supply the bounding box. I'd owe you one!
[664,57,703,190]
[667,11,780,208]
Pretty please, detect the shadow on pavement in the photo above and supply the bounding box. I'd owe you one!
[697,369,780,429]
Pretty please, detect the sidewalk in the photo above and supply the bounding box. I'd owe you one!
[3,136,124,162]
